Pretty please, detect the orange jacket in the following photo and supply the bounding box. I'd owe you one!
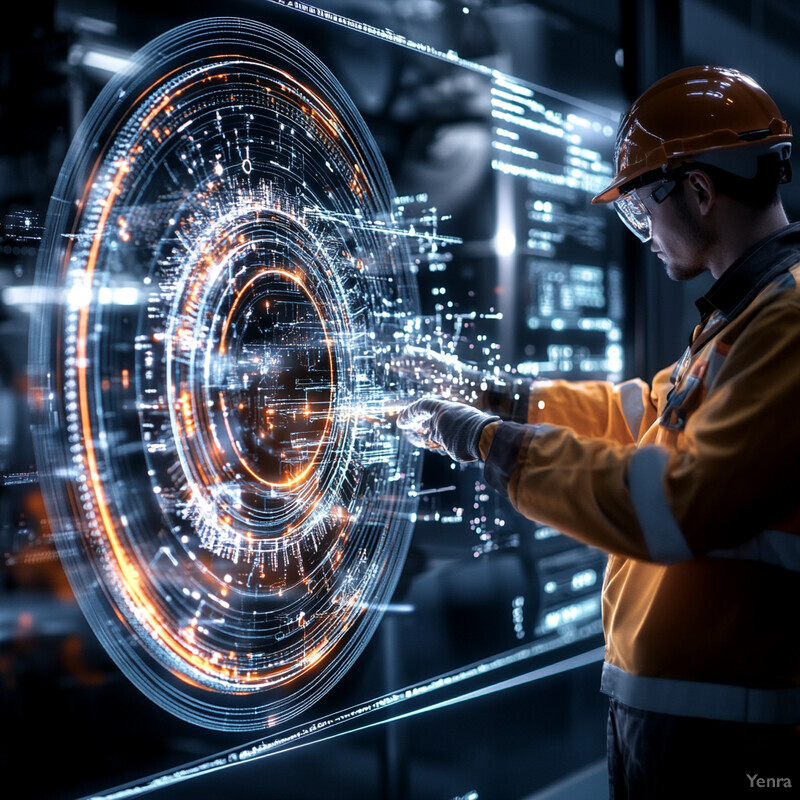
[480,223,800,722]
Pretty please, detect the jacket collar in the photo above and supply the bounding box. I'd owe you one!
[695,221,800,322]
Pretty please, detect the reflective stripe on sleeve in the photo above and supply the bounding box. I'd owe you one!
[628,446,693,563]
[601,663,800,724]
[615,380,646,439]
[709,529,800,573]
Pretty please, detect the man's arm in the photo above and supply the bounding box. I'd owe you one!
[483,299,800,562]
[396,345,666,444]
[506,376,664,443]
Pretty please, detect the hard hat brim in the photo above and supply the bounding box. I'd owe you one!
[591,175,627,205]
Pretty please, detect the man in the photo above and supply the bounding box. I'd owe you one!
[397,66,800,798]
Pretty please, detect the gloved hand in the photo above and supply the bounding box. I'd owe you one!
[391,346,487,400]
[396,396,500,462]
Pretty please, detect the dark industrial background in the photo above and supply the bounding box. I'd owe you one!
[1,2,799,799]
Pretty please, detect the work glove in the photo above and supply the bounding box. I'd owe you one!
[396,396,500,462]
[391,346,488,401]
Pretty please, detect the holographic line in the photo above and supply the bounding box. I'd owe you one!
[263,0,620,121]
[408,485,457,497]
[1,472,39,486]
[307,208,464,246]
[80,625,604,799]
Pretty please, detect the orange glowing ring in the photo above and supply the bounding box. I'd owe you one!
[214,268,335,490]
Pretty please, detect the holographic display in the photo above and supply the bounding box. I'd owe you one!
[489,73,625,383]
[7,10,630,796]
[29,17,422,731]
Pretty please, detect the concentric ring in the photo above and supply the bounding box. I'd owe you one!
[30,17,420,730]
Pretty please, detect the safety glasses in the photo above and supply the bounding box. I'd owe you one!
[614,177,680,242]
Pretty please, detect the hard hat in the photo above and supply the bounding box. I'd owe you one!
[592,65,792,205]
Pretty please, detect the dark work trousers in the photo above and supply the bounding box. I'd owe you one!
[607,698,800,799]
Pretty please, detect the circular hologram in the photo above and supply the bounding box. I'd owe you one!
[30,17,421,731]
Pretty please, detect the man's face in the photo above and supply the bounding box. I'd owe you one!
[646,177,716,282]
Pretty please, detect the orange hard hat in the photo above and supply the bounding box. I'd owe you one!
[592,65,792,204]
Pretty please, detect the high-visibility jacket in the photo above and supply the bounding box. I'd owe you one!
[479,222,800,723]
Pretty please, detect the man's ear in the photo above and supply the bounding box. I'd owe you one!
[686,170,716,216]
